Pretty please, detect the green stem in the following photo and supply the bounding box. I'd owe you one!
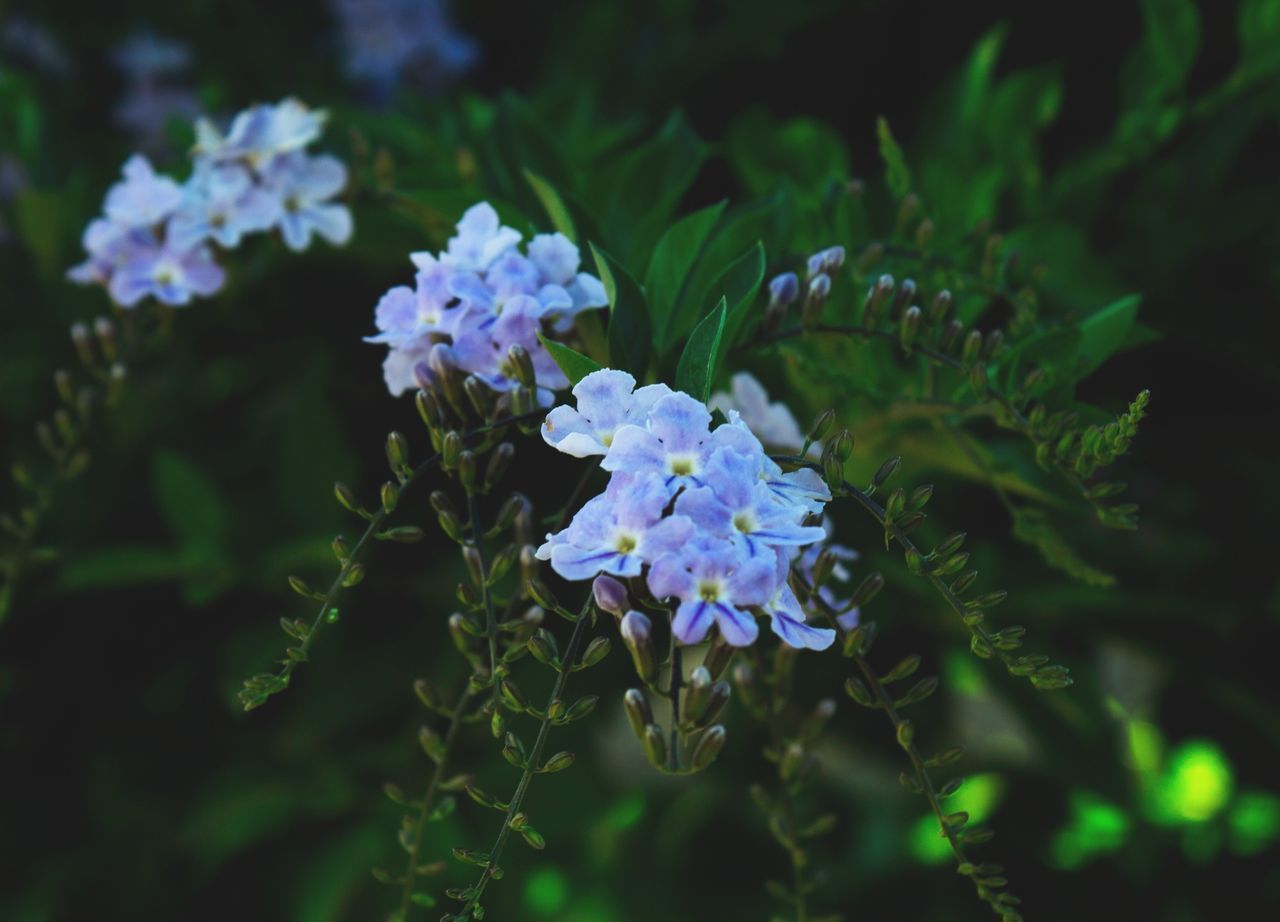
[468,491,501,711]
[458,599,593,916]
[397,683,474,919]
[668,640,684,772]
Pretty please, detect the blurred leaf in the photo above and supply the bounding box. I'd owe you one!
[710,241,766,360]
[675,297,727,401]
[538,332,602,385]
[727,111,849,198]
[1076,294,1141,374]
[876,117,912,198]
[1238,0,1280,81]
[591,243,651,377]
[152,450,228,553]
[525,169,580,242]
[646,200,727,352]
[1121,0,1201,107]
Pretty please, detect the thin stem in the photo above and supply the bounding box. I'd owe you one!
[458,599,593,916]
[468,491,501,711]
[668,640,684,772]
[244,409,544,708]
[762,665,808,922]
[397,683,474,919]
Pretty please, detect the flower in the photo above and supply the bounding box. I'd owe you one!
[710,372,808,453]
[536,369,839,652]
[69,98,350,307]
[542,370,672,458]
[265,153,353,252]
[330,0,477,98]
[366,203,608,398]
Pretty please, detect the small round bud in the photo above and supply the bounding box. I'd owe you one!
[768,271,800,306]
[592,574,629,616]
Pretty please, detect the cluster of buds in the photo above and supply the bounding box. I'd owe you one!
[412,342,544,454]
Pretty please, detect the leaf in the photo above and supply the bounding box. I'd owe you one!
[524,169,576,241]
[152,450,228,552]
[1121,0,1201,106]
[876,117,912,198]
[710,241,767,359]
[536,332,602,386]
[726,111,849,199]
[1076,294,1141,373]
[591,243,651,378]
[1239,0,1280,81]
[675,298,728,402]
[645,200,728,352]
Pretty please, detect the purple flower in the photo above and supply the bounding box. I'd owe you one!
[542,369,673,458]
[107,241,226,307]
[601,392,718,492]
[330,0,477,97]
[768,271,800,305]
[709,372,808,453]
[673,448,826,558]
[367,203,608,398]
[535,473,694,580]
[266,153,352,252]
[104,155,183,228]
[168,163,282,250]
[195,98,326,171]
[442,202,521,272]
[762,550,836,650]
[648,537,775,647]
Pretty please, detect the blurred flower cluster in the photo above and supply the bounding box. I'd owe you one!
[366,202,607,400]
[537,369,844,651]
[329,0,476,99]
[111,30,200,153]
[68,98,351,307]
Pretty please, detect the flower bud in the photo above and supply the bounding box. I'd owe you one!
[703,631,735,680]
[928,289,953,325]
[961,330,983,367]
[691,724,727,771]
[620,610,656,683]
[623,688,653,739]
[807,408,835,447]
[93,317,118,362]
[872,455,901,487]
[506,344,536,389]
[494,493,526,532]
[862,274,894,327]
[441,431,463,469]
[385,431,409,475]
[802,272,831,328]
[70,322,95,368]
[680,666,713,724]
[891,278,916,321]
[939,318,964,352]
[642,723,667,769]
[484,442,515,492]
[464,374,496,420]
[457,449,478,492]
[698,680,731,727]
[592,574,629,615]
[900,305,921,350]
[768,271,800,306]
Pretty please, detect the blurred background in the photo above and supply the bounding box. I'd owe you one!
[2,0,1278,919]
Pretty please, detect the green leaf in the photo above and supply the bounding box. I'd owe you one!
[536,332,602,386]
[524,169,576,241]
[645,200,728,352]
[152,450,228,552]
[591,243,651,378]
[675,298,728,402]
[726,111,849,199]
[1121,0,1201,106]
[710,241,767,359]
[876,117,912,198]
[1238,0,1280,81]
[1077,294,1141,373]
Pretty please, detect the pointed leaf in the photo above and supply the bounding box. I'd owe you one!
[591,243,651,378]
[646,200,728,352]
[536,332,602,385]
[675,298,727,402]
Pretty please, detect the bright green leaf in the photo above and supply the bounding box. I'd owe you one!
[1077,294,1141,373]
[876,116,912,198]
[536,332,602,386]
[524,169,576,241]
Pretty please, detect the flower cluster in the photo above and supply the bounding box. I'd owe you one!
[112,30,199,152]
[537,369,840,651]
[69,98,352,308]
[366,202,608,400]
[330,0,477,98]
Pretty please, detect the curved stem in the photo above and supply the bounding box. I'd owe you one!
[397,683,474,918]
[457,599,593,916]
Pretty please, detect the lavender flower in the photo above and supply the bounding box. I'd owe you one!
[710,372,808,453]
[366,203,608,398]
[112,31,199,153]
[330,0,477,97]
[536,369,839,651]
[69,99,351,308]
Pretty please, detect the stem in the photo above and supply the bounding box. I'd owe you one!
[762,668,808,922]
[467,491,501,711]
[458,599,593,916]
[397,684,474,918]
[668,640,684,772]
[245,409,545,708]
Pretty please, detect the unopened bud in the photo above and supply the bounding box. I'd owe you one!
[807,409,835,446]
[802,272,831,328]
[506,344,536,389]
[681,666,713,724]
[768,271,800,306]
[862,274,894,327]
[891,278,916,321]
[458,449,477,492]
[961,330,983,367]
[620,610,656,683]
[939,319,964,352]
[70,322,95,368]
[691,724,727,771]
[928,289,953,324]
[385,431,409,474]
[623,688,653,739]
[94,317,118,362]
[900,305,921,350]
[592,574,629,615]
[483,443,515,492]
